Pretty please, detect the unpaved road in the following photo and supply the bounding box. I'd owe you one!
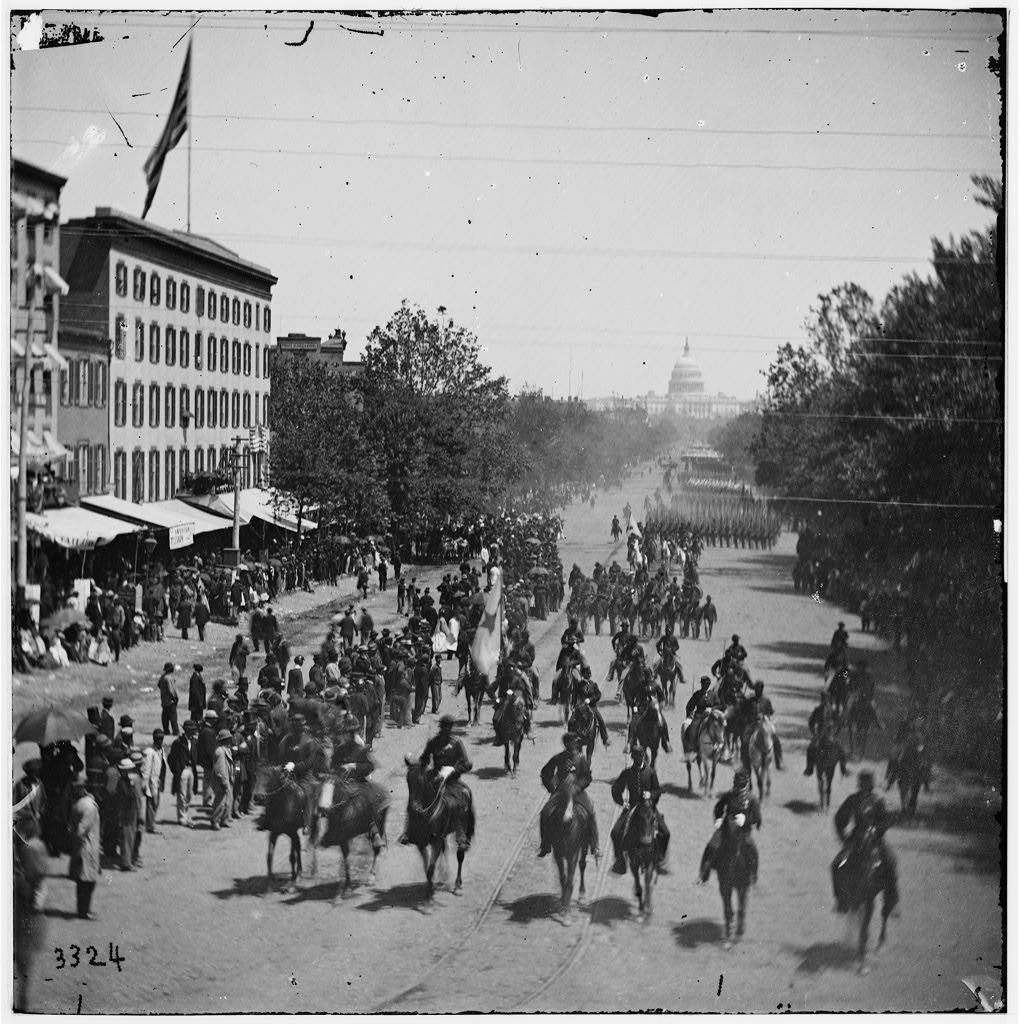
[21,467,1001,1013]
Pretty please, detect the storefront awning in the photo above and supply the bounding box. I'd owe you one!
[81,492,194,531]
[181,488,316,533]
[11,339,68,371]
[150,499,234,536]
[25,506,142,550]
[11,428,67,461]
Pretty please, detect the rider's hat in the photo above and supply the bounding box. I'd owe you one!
[733,767,750,788]
[629,741,645,759]
[563,732,582,749]
[438,714,456,729]
[700,675,711,687]
[858,770,875,791]
[731,634,740,642]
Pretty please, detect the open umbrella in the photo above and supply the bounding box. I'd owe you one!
[525,537,542,547]
[336,535,353,546]
[528,566,550,578]
[268,557,284,569]
[15,707,95,747]
[41,607,90,632]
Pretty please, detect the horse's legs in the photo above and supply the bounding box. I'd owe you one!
[514,737,522,775]
[736,884,747,937]
[454,845,465,893]
[858,899,875,972]
[338,838,352,897]
[504,742,511,772]
[578,849,587,900]
[632,862,643,911]
[720,881,734,946]
[307,815,318,877]
[291,832,302,888]
[266,833,277,894]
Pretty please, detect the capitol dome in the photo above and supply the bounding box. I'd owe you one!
[668,340,705,396]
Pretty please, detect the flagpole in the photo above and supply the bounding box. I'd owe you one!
[186,36,192,233]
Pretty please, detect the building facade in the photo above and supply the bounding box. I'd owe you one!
[60,208,277,504]
[274,328,364,376]
[11,158,69,474]
[56,327,111,497]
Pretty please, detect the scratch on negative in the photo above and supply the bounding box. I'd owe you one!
[285,20,314,46]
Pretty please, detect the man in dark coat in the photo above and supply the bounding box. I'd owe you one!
[277,714,326,832]
[194,598,210,642]
[188,663,207,723]
[157,662,180,736]
[411,654,431,725]
[610,742,669,874]
[98,696,116,741]
[168,720,199,827]
[197,711,219,807]
[832,771,898,912]
[287,655,306,700]
[537,733,600,860]
[699,767,761,884]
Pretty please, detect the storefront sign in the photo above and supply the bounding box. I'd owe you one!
[168,522,195,549]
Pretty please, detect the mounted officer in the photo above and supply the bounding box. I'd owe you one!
[682,675,719,752]
[610,742,669,875]
[699,767,761,885]
[804,689,842,776]
[537,733,601,861]
[741,680,784,770]
[277,713,327,833]
[832,770,899,912]
[571,666,610,748]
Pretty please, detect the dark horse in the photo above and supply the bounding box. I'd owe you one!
[403,759,475,899]
[628,703,665,769]
[457,662,489,726]
[312,772,389,900]
[890,737,931,819]
[544,774,592,916]
[815,733,850,812]
[493,689,530,775]
[827,667,852,718]
[831,825,898,973]
[622,797,659,916]
[257,766,305,894]
[567,701,600,767]
[708,813,753,949]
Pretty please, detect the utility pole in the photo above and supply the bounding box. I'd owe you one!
[231,435,245,551]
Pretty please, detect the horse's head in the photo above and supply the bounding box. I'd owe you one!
[629,797,659,847]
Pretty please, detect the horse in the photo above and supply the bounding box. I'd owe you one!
[827,667,852,718]
[823,645,849,683]
[831,824,897,973]
[567,700,599,767]
[457,664,488,726]
[629,703,664,769]
[841,692,880,759]
[402,758,475,899]
[622,797,659,917]
[257,766,306,894]
[551,664,580,725]
[688,710,726,796]
[891,737,931,818]
[313,772,390,900]
[620,662,649,724]
[544,774,592,915]
[722,697,751,765]
[653,652,683,708]
[712,812,753,949]
[493,689,530,775]
[745,722,773,800]
[815,733,849,812]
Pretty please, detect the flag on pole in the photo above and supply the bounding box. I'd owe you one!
[141,42,191,219]
[470,565,503,680]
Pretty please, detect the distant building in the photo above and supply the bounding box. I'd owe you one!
[273,328,364,376]
[11,158,70,477]
[56,326,111,497]
[61,207,277,503]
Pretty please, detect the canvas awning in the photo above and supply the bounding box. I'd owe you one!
[11,339,68,371]
[25,506,142,550]
[11,428,68,461]
[81,492,194,531]
[150,499,233,536]
[181,488,315,533]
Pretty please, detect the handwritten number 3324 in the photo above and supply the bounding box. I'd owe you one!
[54,944,125,972]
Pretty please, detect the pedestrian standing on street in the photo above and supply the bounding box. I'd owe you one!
[197,710,219,807]
[229,633,248,682]
[68,778,101,919]
[396,577,406,614]
[115,715,135,751]
[158,661,180,735]
[116,756,142,870]
[189,663,207,722]
[412,653,431,724]
[287,655,305,700]
[98,696,115,741]
[169,720,198,827]
[357,566,370,600]
[359,606,374,642]
[194,594,210,642]
[178,590,194,640]
[210,729,234,830]
[378,557,388,592]
[141,730,167,834]
[429,654,444,714]
[339,606,357,652]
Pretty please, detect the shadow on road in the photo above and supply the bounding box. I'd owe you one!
[501,891,563,923]
[209,874,272,900]
[475,765,510,781]
[588,894,635,927]
[353,881,431,914]
[672,917,723,948]
[794,940,859,973]
[783,798,822,816]
[758,640,829,662]
[661,781,702,801]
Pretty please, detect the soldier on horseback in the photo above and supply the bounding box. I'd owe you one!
[682,676,719,752]
[608,621,639,684]
[610,743,669,875]
[741,681,784,770]
[572,667,610,748]
[401,715,473,846]
[537,734,601,861]
[725,634,747,665]
[699,768,760,885]
[277,713,326,833]
[885,715,931,790]
[831,771,899,912]
[804,689,843,776]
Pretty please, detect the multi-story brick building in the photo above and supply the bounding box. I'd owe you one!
[60,208,277,504]
[56,326,111,497]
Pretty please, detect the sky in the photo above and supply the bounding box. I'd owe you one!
[10,8,1004,402]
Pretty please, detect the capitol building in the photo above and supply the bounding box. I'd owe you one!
[586,341,757,419]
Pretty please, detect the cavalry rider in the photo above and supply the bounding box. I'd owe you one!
[830,620,850,655]
[324,712,388,844]
[277,713,327,833]
[557,618,587,670]
[804,689,845,776]
[633,662,674,755]
[741,680,784,770]
[682,675,719,752]
[655,630,681,670]
[885,714,931,790]
[831,770,899,913]
[572,666,611,749]
[699,767,761,885]
[510,629,539,700]
[537,733,601,861]
[608,621,639,683]
[610,742,670,875]
[492,657,535,735]
[725,633,748,666]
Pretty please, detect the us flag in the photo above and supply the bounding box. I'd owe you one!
[141,41,191,219]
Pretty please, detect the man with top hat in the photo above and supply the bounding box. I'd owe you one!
[197,710,219,807]
[699,767,761,885]
[115,715,135,751]
[537,733,601,861]
[141,729,167,834]
[610,741,669,875]
[158,662,180,736]
[189,663,207,723]
[168,720,199,827]
[210,728,234,830]
[98,696,116,741]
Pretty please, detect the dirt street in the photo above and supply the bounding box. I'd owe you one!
[17,466,1001,1013]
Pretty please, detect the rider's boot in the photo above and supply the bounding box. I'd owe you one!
[804,742,815,776]
[773,734,784,770]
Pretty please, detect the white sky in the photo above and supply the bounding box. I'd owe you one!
[10,8,1004,401]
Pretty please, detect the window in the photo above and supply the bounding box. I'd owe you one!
[232,340,241,376]
[194,388,205,428]
[115,315,127,359]
[254,343,260,378]
[180,281,190,314]
[232,297,241,325]
[165,448,176,498]
[220,389,229,426]
[77,360,89,407]
[59,368,69,406]
[263,393,269,425]
[254,389,259,425]
[221,294,230,322]
[196,285,205,318]
[149,322,160,364]
[180,385,190,428]
[114,379,127,426]
[207,387,217,428]
[135,319,145,361]
[207,446,216,472]
[262,346,271,377]
[150,272,160,306]
[220,445,231,469]
[114,450,126,500]
[166,277,176,310]
[149,383,160,427]
[243,301,252,328]
[133,267,146,302]
[166,326,176,367]
[94,446,107,494]
[180,328,190,369]
[207,335,217,372]
[148,449,161,502]
[208,289,217,321]
[231,391,240,428]
[132,382,144,427]
[115,262,128,297]
[180,447,190,482]
[131,450,145,502]
[195,447,205,474]
[220,337,229,373]
[165,384,176,428]
[263,306,271,333]
[242,392,251,427]
[194,331,202,371]
[76,444,90,495]
[94,362,107,408]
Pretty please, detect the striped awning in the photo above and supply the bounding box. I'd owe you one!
[25,506,142,550]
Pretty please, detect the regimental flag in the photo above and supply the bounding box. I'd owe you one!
[470,565,503,681]
[141,42,191,219]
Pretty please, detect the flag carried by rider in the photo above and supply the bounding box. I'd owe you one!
[471,565,503,680]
